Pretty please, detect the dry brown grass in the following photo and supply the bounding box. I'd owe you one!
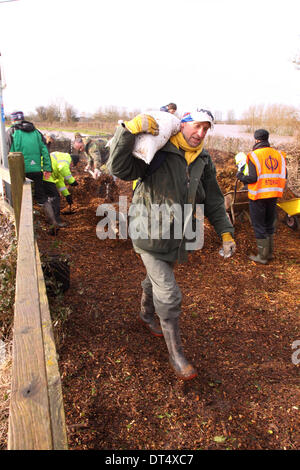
[0,211,16,450]
[206,135,252,156]
[34,120,117,136]
[0,342,11,450]
[241,104,300,136]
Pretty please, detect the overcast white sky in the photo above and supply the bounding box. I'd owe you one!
[0,0,300,119]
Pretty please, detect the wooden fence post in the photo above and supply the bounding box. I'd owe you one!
[8,152,25,236]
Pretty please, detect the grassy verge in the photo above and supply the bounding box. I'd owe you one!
[35,120,116,137]
[0,210,16,450]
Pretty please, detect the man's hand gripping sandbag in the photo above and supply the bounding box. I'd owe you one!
[124,111,181,164]
[124,114,159,136]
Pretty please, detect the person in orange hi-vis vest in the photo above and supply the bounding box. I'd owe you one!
[236,129,287,264]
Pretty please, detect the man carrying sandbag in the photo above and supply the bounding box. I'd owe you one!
[108,108,235,381]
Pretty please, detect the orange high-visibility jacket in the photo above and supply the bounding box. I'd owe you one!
[246,148,287,200]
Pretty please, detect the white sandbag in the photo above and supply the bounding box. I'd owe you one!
[132,111,181,164]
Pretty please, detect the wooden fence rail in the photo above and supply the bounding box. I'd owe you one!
[1,152,68,450]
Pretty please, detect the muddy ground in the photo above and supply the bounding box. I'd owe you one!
[35,150,300,451]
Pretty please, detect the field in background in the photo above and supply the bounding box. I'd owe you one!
[36,120,116,137]
[212,124,294,145]
[37,121,300,196]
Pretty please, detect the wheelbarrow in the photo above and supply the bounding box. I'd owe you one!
[224,179,249,225]
[277,198,300,230]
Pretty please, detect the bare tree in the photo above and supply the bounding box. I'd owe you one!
[64,102,78,122]
[35,106,48,121]
[242,103,299,135]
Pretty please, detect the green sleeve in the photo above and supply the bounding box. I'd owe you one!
[38,132,52,172]
[56,174,70,197]
[59,163,75,184]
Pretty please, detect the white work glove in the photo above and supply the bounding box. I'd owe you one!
[93,169,101,179]
[84,164,91,172]
[235,152,247,171]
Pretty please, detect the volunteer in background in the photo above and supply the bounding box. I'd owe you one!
[44,151,79,227]
[234,152,249,189]
[44,132,56,151]
[160,102,177,114]
[71,132,86,162]
[73,136,110,178]
[108,108,235,381]
[236,129,287,264]
[6,111,57,227]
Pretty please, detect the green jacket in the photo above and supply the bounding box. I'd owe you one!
[7,121,52,173]
[44,152,76,197]
[108,125,233,263]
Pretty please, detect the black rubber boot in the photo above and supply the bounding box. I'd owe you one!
[42,200,60,235]
[160,318,197,380]
[139,292,163,337]
[43,200,58,226]
[50,196,68,227]
[249,238,269,264]
[56,216,68,228]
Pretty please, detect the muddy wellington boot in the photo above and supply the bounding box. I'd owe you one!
[249,238,269,265]
[267,234,274,260]
[43,200,59,234]
[138,292,163,337]
[160,318,198,380]
[50,196,68,228]
[56,217,68,228]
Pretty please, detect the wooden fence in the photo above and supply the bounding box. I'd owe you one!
[0,153,68,450]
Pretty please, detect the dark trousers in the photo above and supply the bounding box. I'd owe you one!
[43,180,60,200]
[26,172,60,211]
[249,198,277,239]
[43,180,61,220]
[26,172,60,224]
[26,172,47,204]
